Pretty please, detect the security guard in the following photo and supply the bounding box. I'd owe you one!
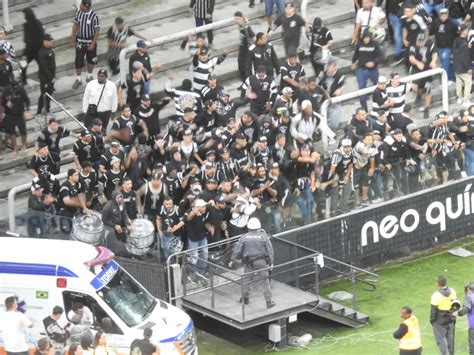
[229,217,275,309]
[431,275,457,355]
[456,282,474,355]
[393,306,422,355]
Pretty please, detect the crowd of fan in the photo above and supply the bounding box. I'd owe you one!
[0,0,474,258]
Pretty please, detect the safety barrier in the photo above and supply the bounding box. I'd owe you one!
[320,68,449,149]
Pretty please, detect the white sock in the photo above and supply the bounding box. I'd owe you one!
[76,76,82,81]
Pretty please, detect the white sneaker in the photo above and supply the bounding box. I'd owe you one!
[461,171,468,178]
[418,106,425,112]
[371,197,384,204]
[457,97,463,104]
[448,81,455,86]
[463,101,472,108]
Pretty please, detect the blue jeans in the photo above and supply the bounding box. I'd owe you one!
[356,67,379,110]
[188,237,208,275]
[464,147,474,176]
[327,103,342,129]
[296,188,314,221]
[389,13,403,56]
[143,80,151,95]
[264,0,284,17]
[438,48,455,81]
[423,1,444,16]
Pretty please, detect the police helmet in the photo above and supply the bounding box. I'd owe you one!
[247,217,261,230]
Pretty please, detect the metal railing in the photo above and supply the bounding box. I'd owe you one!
[166,233,379,317]
[119,17,235,84]
[320,68,449,149]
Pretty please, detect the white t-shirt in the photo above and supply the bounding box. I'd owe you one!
[356,6,386,35]
[67,306,94,326]
[0,311,33,352]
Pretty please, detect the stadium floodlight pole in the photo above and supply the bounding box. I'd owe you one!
[119,17,235,85]
[2,0,12,31]
[7,172,67,236]
[301,0,309,20]
[46,93,87,131]
[320,67,449,149]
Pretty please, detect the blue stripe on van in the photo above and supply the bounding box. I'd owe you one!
[160,319,194,343]
[0,261,78,277]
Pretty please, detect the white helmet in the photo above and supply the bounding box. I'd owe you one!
[247,217,261,230]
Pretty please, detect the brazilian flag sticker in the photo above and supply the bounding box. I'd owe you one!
[36,291,49,299]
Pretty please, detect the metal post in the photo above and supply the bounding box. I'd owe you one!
[210,267,215,308]
[277,318,288,350]
[351,267,357,310]
[314,256,320,295]
[241,274,245,321]
[119,17,235,84]
[294,245,300,289]
[2,0,12,32]
[46,93,87,131]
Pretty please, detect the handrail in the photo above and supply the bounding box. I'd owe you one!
[119,17,235,84]
[320,67,449,149]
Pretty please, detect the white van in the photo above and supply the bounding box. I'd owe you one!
[0,238,197,354]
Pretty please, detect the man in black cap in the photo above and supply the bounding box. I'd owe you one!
[130,327,157,355]
[309,17,333,78]
[28,142,60,176]
[83,68,117,128]
[351,29,383,111]
[195,99,217,130]
[71,0,100,89]
[37,33,56,116]
[99,140,124,173]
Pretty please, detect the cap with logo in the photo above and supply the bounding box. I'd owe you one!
[43,33,53,41]
[136,40,148,48]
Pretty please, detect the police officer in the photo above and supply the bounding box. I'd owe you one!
[455,282,474,355]
[430,275,457,355]
[393,306,422,355]
[229,217,275,309]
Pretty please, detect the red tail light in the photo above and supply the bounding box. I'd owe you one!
[57,278,67,288]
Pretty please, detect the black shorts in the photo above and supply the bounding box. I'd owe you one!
[353,165,370,188]
[409,68,433,89]
[4,115,26,135]
[75,41,98,69]
[436,152,456,172]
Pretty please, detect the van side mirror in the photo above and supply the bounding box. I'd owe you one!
[101,317,114,333]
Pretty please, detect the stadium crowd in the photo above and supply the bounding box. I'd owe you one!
[1,0,474,262]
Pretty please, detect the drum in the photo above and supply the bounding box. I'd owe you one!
[126,219,155,256]
[72,211,104,246]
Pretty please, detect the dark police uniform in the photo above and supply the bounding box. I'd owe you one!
[231,228,274,305]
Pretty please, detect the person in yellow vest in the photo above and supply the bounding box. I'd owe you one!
[431,275,457,355]
[393,306,422,354]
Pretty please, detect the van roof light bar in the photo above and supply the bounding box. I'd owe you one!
[84,246,115,266]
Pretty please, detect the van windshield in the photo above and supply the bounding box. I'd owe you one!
[97,266,156,327]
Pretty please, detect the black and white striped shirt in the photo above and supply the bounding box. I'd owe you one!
[386,83,407,114]
[192,55,225,91]
[107,25,135,60]
[74,10,100,42]
[165,85,202,116]
[190,0,215,19]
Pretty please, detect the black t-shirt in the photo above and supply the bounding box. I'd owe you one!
[158,205,181,234]
[100,149,125,171]
[274,13,306,42]
[402,15,427,46]
[73,139,98,165]
[310,27,333,53]
[0,60,14,88]
[280,62,305,91]
[129,338,155,355]
[58,180,80,216]
[387,113,414,134]
[182,209,209,241]
[112,115,140,145]
[37,126,70,154]
[409,39,436,72]
[28,152,60,175]
[122,189,137,220]
[430,18,458,49]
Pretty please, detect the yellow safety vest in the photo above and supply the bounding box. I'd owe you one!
[399,315,422,350]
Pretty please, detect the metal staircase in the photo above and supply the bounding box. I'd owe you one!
[309,296,369,328]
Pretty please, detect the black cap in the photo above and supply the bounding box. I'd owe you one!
[110,140,120,147]
[313,17,322,29]
[81,130,91,137]
[205,161,215,168]
[204,99,214,108]
[392,128,403,135]
[256,65,266,73]
[143,327,153,338]
[0,48,6,55]
[215,194,226,204]
[43,33,53,41]
[200,47,209,56]
[153,162,163,169]
[206,149,216,157]
[189,177,201,184]
[183,107,194,114]
[206,178,218,184]
[208,72,217,80]
[37,142,48,149]
[141,94,151,101]
[81,0,91,6]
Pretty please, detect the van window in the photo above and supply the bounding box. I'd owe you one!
[62,291,123,335]
[97,267,156,327]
